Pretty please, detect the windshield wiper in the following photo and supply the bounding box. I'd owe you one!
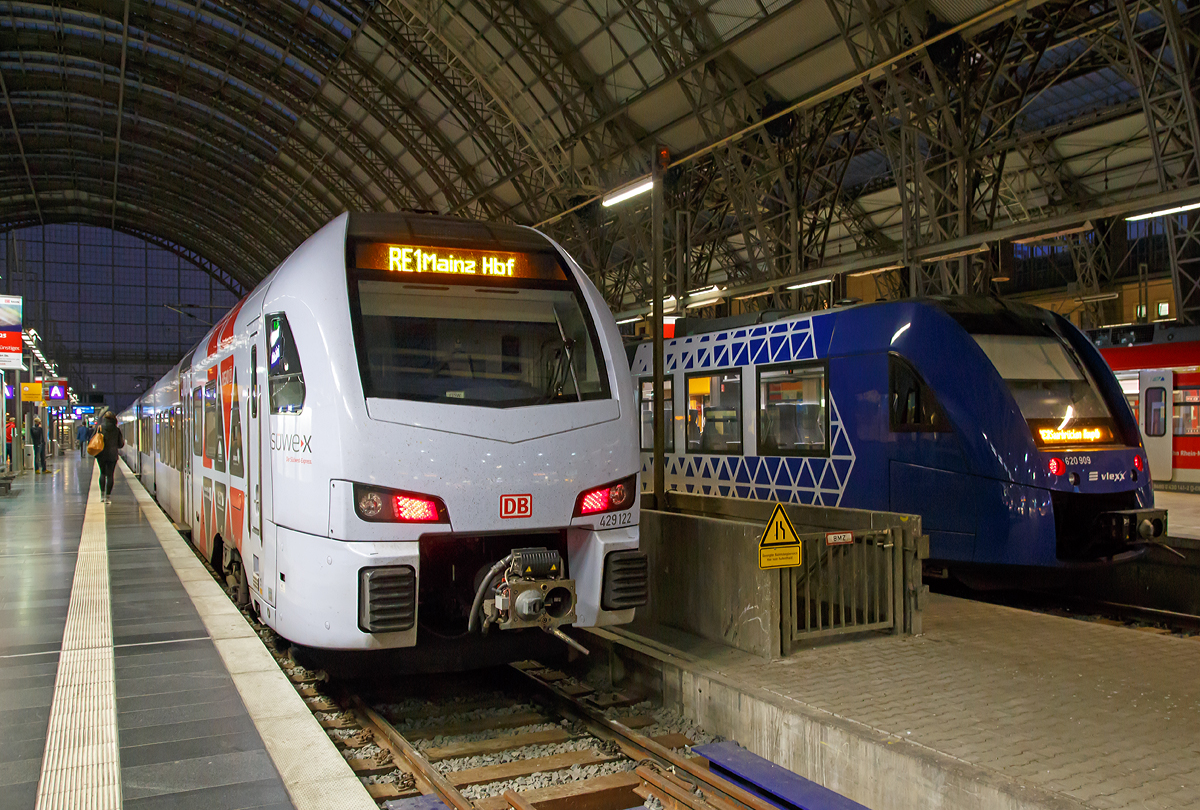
[550,308,583,402]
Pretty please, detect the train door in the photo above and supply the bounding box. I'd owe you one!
[246,322,276,609]
[1140,369,1173,481]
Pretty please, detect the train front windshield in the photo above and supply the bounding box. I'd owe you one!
[348,241,609,408]
[972,334,1122,447]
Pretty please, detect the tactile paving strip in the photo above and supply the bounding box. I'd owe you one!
[34,481,121,810]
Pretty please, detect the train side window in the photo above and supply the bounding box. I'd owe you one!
[204,381,218,459]
[1172,388,1200,436]
[686,370,742,455]
[889,354,948,433]
[758,363,828,456]
[267,313,306,414]
[639,378,675,452]
[250,345,258,419]
[193,387,203,456]
[1145,387,1166,437]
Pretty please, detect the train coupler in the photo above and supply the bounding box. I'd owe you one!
[1098,508,1168,545]
[476,547,577,633]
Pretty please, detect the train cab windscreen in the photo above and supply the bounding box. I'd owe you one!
[971,334,1121,447]
[348,239,610,408]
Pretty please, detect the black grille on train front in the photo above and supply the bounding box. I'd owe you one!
[358,565,416,632]
[1051,490,1141,561]
[602,550,649,610]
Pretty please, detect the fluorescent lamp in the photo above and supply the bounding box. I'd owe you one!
[733,289,775,301]
[1012,221,1094,245]
[685,285,725,308]
[1075,292,1119,303]
[602,177,654,207]
[1126,200,1200,222]
[786,277,833,290]
[616,316,642,324]
[848,264,904,278]
[922,244,989,262]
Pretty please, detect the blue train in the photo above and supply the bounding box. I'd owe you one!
[631,297,1166,569]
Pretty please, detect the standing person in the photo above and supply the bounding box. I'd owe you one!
[5,415,14,469]
[31,417,45,473]
[77,420,90,458]
[95,411,124,504]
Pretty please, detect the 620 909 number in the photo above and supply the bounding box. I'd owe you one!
[598,511,633,528]
[1065,455,1092,466]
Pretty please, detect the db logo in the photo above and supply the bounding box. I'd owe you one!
[500,494,532,519]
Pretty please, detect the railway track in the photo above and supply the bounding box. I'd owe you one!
[327,661,789,810]
[188,527,772,809]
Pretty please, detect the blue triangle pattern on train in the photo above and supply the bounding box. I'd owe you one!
[735,460,752,484]
[764,456,782,485]
[769,335,787,361]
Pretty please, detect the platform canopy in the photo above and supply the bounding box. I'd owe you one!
[0,1,1197,316]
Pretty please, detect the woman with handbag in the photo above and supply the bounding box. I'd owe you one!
[90,410,124,504]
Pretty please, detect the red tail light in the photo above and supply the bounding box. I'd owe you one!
[574,475,637,517]
[354,484,448,523]
[1133,454,1144,472]
[1048,458,1066,476]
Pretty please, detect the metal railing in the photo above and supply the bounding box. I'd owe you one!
[781,530,897,646]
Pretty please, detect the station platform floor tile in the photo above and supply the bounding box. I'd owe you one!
[605,594,1200,810]
[0,456,374,810]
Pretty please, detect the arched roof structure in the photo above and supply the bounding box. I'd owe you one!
[0,0,1197,318]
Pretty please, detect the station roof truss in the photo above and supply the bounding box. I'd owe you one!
[0,0,1197,319]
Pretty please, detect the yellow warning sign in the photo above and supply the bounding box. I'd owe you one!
[759,503,802,569]
[19,382,43,402]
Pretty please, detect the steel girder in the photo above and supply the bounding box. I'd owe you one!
[537,0,1200,321]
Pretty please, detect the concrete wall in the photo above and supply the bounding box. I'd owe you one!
[636,509,780,659]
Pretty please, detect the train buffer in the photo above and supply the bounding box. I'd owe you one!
[694,741,870,810]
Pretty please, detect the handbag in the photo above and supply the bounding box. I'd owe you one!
[87,427,105,457]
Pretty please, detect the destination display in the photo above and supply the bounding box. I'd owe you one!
[1036,425,1114,445]
[354,243,567,281]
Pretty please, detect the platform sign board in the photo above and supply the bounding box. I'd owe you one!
[758,503,802,569]
[0,296,20,370]
[45,380,67,400]
[20,382,43,402]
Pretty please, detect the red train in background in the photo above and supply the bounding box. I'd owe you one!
[1090,321,1200,489]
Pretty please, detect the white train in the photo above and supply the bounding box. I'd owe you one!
[120,212,646,666]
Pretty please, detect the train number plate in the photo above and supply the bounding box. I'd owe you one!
[500,494,532,519]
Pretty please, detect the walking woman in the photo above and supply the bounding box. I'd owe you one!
[95,410,124,504]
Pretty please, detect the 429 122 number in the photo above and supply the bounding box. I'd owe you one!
[598,511,633,528]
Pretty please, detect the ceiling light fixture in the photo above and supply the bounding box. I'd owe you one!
[848,263,904,278]
[1126,200,1200,222]
[1012,221,1094,245]
[602,177,654,207]
[786,277,833,290]
[922,244,989,263]
[1075,291,1120,303]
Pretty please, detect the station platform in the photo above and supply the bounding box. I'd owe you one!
[0,457,374,810]
[591,595,1200,810]
[1153,489,1200,540]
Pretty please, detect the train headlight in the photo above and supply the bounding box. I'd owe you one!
[1133,454,1144,473]
[353,484,449,524]
[357,491,385,519]
[574,475,638,517]
[1048,457,1066,476]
